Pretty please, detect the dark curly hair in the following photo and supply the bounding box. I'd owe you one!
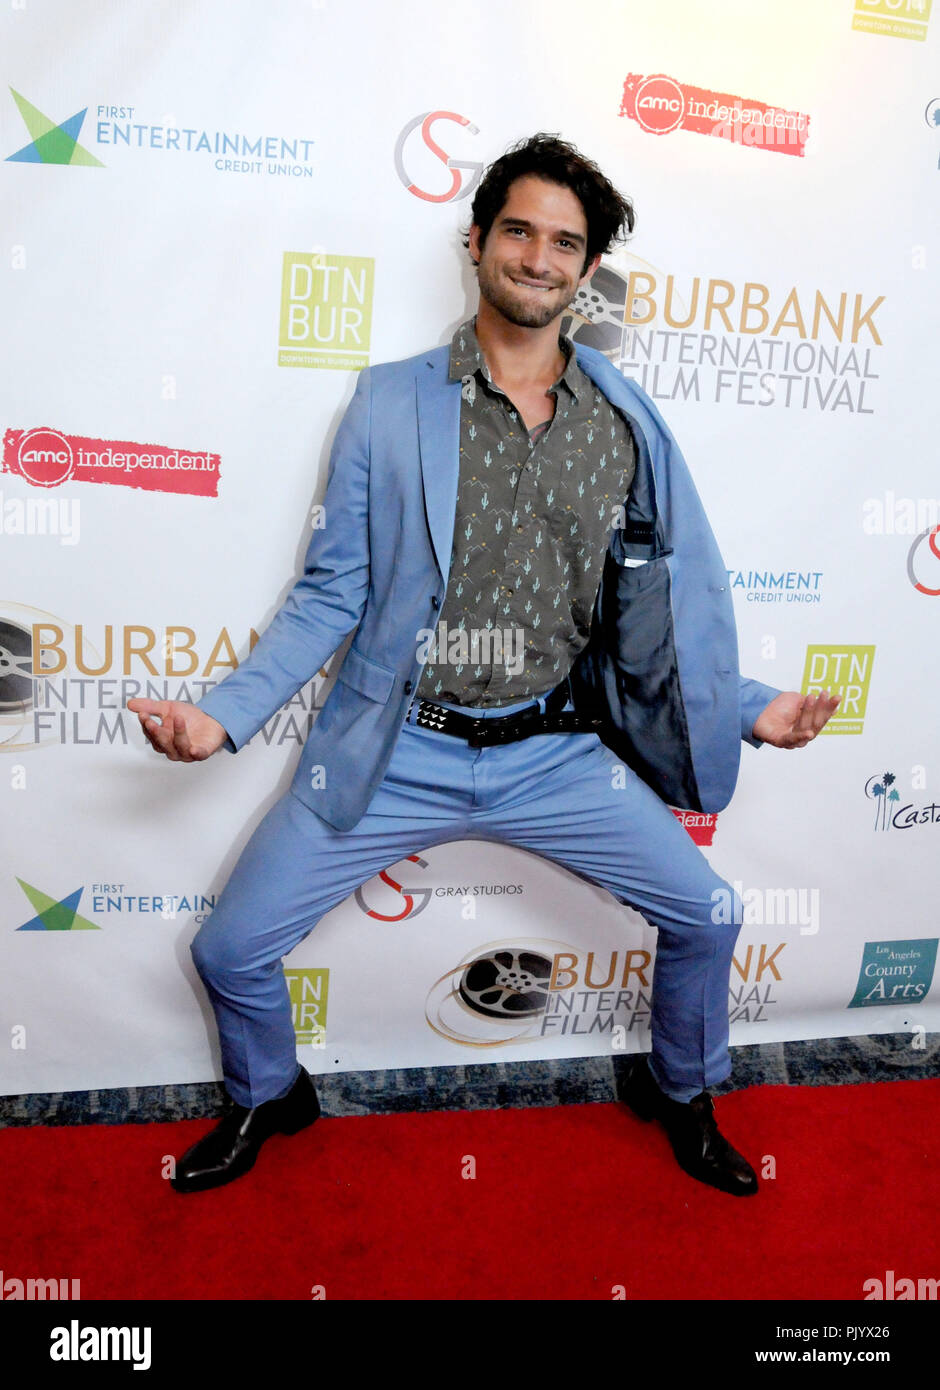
[465,132,635,273]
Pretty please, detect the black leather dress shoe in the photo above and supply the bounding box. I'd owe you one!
[170,1067,320,1194]
[621,1055,758,1197]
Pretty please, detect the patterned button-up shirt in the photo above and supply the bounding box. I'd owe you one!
[416,317,636,706]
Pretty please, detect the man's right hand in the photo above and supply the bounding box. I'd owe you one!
[127,698,227,763]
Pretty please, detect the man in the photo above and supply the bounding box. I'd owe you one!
[129,134,838,1198]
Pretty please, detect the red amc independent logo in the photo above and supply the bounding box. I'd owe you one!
[620,73,811,158]
[2,427,220,497]
[671,808,718,846]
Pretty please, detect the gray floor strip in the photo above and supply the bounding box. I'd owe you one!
[1,1033,937,1126]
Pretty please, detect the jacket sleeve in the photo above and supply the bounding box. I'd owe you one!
[740,675,783,748]
[194,369,373,751]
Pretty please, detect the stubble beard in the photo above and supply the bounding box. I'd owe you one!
[476,260,580,330]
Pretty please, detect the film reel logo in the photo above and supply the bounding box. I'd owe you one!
[0,603,84,751]
[907,524,940,595]
[560,263,630,360]
[0,617,32,725]
[559,253,683,361]
[354,855,432,921]
[425,938,577,1047]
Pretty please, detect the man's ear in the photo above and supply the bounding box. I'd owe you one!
[468,223,483,266]
[579,252,602,287]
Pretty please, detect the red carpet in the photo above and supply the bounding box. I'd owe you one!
[2,1079,937,1301]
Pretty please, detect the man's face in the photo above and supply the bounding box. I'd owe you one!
[469,174,601,330]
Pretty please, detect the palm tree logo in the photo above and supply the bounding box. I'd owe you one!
[865,772,900,831]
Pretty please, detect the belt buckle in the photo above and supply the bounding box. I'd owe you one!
[467,717,490,748]
[468,714,525,748]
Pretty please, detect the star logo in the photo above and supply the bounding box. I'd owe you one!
[15,878,100,930]
[6,88,104,166]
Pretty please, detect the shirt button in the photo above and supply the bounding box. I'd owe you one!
[404,680,413,695]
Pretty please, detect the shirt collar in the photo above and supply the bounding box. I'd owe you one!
[448,317,582,402]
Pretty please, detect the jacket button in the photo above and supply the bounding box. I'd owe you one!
[404,680,413,695]
[431,596,440,610]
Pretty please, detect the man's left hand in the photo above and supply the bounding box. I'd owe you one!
[752,690,841,749]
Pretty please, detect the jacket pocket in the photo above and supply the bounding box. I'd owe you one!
[615,548,673,599]
[336,646,396,703]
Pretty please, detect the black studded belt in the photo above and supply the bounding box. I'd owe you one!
[408,683,605,748]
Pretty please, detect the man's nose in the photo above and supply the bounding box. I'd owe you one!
[519,236,554,278]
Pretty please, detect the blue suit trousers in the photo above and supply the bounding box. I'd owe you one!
[190,698,743,1108]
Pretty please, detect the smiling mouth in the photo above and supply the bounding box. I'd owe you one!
[511,278,557,291]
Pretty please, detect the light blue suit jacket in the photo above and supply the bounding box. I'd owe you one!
[196,343,780,830]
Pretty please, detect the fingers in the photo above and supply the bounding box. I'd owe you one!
[141,704,183,761]
[806,688,841,735]
[819,699,840,732]
[139,714,171,759]
[799,692,821,741]
[133,702,200,762]
[127,698,159,715]
[788,689,841,748]
[171,714,203,761]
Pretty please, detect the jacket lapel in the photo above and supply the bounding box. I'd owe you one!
[416,351,462,582]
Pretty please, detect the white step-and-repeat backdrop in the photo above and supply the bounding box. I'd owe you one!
[2,0,938,1096]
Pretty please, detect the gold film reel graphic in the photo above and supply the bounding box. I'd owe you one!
[0,603,96,751]
[425,938,578,1048]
